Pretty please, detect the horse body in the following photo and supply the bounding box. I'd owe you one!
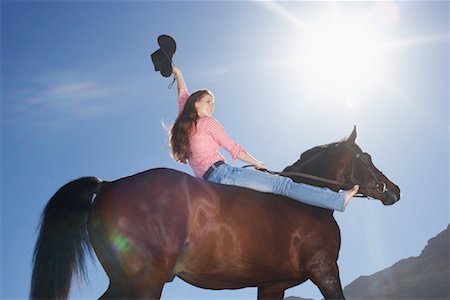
[90,168,341,298]
[31,127,400,299]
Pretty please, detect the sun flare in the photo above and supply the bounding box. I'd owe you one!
[302,19,386,94]
[297,13,389,100]
[259,2,406,104]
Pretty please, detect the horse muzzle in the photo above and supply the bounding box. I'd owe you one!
[381,184,401,205]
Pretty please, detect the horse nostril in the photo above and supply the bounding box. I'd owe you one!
[390,191,400,203]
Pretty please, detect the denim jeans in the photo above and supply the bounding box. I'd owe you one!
[207,163,346,212]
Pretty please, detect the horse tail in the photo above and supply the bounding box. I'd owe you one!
[30,176,103,300]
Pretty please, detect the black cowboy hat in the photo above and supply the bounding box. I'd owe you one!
[151,34,176,78]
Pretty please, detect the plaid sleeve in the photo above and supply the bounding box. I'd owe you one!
[178,88,189,115]
[206,117,246,161]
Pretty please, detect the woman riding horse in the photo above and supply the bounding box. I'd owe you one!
[30,57,401,299]
[169,66,359,211]
[30,128,400,300]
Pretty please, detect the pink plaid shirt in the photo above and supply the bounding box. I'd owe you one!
[178,88,246,177]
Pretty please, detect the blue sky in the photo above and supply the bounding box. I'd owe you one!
[1,1,449,299]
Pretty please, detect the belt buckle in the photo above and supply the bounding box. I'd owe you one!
[203,161,224,180]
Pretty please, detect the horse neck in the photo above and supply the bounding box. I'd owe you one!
[287,150,338,178]
[285,149,346,191]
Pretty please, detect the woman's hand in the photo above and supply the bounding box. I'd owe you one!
[254,161,268,171]
[237,152,267,170]
[172,66,186,92]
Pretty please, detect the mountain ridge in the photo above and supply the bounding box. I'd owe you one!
[343,224,449,299]
[286,224,449,299]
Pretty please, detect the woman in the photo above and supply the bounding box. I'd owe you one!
[169,66,359,211]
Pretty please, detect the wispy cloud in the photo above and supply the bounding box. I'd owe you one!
[22,81,110,110]
[3,70,148,138]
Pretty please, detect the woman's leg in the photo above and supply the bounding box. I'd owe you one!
[208,164,347,211]
[274,176,346,211]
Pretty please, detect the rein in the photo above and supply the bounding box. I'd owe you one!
[242,165,365,197]
[273,170,350,188]
[271,170,367,198]
[243,143,386,198]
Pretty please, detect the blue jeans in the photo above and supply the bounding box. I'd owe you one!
[207,163,346,212]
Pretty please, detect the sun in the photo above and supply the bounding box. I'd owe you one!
[259,2,398,104]
[298,13,389,100]
[260,1,448,110]
[304,20,385,91]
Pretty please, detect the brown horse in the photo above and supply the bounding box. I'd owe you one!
[31,127,400,300]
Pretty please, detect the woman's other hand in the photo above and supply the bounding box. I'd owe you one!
[238,151,267,171]
[254,161,268,171]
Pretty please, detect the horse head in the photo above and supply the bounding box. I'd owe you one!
[284,126,400,205]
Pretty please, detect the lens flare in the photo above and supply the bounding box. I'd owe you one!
[109,229,131,254]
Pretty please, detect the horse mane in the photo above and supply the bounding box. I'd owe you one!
[284,139,352,172]
[300,142,338,161]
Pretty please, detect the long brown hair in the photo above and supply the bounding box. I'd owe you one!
[170,89,213,163]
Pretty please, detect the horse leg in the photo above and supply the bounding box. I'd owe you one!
[308,261,344,299]
[95,250,173,300]
[257,284,286,300]
[124,254,179,300]
[127,271,165,300]
[91,230,173,300]
[98,281,131,299]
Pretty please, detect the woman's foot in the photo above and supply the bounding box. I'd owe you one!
[344,185,359,208]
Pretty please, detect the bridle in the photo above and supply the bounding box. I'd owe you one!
[342,144,388,195]
[247,143,388,198]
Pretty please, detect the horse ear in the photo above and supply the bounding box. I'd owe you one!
[346,126,357,144]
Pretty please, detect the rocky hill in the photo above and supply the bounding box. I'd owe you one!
[286,224,449,299]
[343,224,449,299]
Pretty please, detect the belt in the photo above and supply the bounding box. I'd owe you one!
[202,161,225,180]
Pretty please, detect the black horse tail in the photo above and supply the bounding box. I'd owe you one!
[30,176,103,300]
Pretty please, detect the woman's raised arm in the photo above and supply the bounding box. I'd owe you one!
[172,66,189,114]
[172,66,187,94]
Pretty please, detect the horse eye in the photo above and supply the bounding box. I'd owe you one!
[361,153,372,162]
